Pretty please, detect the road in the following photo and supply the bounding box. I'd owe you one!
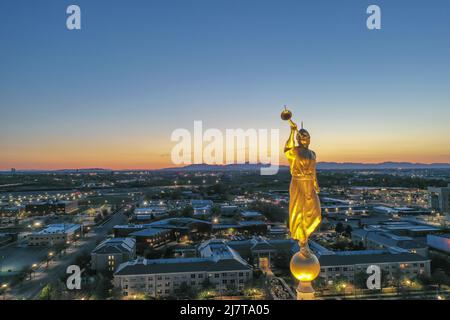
[4,206,128,300]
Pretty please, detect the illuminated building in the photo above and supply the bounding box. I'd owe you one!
[91,238,136,271]
[428,185,450,213]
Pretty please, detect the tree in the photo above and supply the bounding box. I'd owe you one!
[55,243,69,256]
[21,266,33,280]
[335,222,345,234]
[333,275,349,294]
[248,201,287,223]
[38,281,64,300]
[273,252,290,270]
[181,206,193,218]
[74,250,91,269]
[211,204,221,215]
[226,283,238,295]
[391,269,403,293]
[91,274,113,300]
[38,284,53,300]
[344,225,352,237]
[201,278,215,290]
[101,209,109,218]
[380,269,390,289]
[416,273,432,288]
[431,269,449,290]
[312,277,327,291]
[354,271,368,291]
[174,282,196,299]
[94,214,102,224]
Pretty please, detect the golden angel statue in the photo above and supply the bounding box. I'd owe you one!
[281,107,322,255]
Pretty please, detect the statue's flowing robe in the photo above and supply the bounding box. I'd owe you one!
[285,147,321,242]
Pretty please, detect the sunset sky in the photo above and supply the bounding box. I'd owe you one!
[1,0,449,170]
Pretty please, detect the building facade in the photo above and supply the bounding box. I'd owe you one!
[318,252,431,283]
[428,185,450,213]
[114,257,252,297]
[28,223,82,246]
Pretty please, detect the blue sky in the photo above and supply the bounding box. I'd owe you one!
[0,0,449,169]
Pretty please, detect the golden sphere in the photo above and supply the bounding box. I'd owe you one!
[281,109,292,121]
[290,251,320,282]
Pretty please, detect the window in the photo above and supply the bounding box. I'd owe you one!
[191,274,196,279]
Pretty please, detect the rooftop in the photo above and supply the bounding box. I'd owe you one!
[240,211,263,218]
[115,255,251,276]
[92,237,136,254]
[129,228,171,237]
[35,223,81,235]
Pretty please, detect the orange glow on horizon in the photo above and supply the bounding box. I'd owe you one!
[1,128,449,170]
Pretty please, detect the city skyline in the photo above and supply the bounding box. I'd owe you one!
[1,0,449,170]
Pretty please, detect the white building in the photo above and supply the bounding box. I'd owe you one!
[319,252,431,283]
[114,240,252,297]
[428,185,450,213]
[28,223,82,246]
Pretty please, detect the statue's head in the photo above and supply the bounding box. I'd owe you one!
[297,128,310,148]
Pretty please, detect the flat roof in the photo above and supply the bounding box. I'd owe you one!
[115,257,251,276]
[240,211,263,217]
[129,228,171,237]
[35,223,81,235]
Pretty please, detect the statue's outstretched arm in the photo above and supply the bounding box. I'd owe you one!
[284,125,297,155]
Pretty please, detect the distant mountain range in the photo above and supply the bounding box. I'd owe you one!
[160,162,450,171]
[2,162,450,174]
[316,162,450,170]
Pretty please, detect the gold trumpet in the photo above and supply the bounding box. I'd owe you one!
[280,105,298,129]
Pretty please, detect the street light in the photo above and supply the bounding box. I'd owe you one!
[1,283,8,300]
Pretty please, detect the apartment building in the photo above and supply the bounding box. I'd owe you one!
[114,240,252,297]
[318,252,431,283]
